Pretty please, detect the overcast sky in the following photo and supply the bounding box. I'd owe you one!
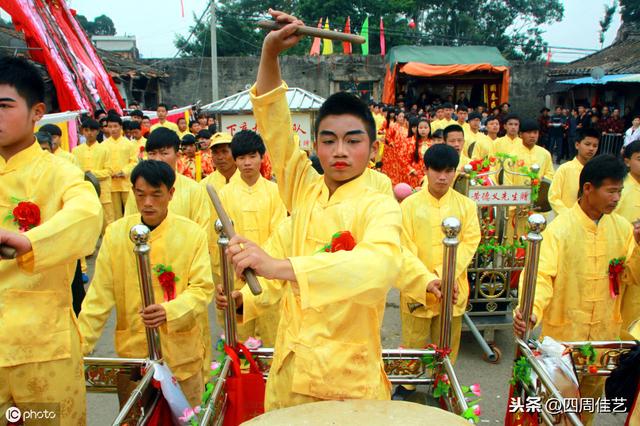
[2,1,624,61]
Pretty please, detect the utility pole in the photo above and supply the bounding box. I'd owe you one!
[210,1,219,102]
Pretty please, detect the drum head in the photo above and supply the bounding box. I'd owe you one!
[244,400,470,425]
[84,172,101,197]
[534,178,551,212]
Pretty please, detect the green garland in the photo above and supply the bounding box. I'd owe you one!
[510,356,532,386]
[579,343,597,364]
[477,238,526,256]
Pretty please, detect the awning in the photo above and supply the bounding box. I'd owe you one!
[202,87,325,114]
[557,73,640,85]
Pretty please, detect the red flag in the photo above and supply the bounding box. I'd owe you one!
[342,17,352,54]
[309,18,323,56]
[180,0,185,18]
[545,48,552,66]
[380,17,386,56]
[504,385,540,426]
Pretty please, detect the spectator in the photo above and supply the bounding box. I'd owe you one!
[547,106,567,163]
[623,114,640,148]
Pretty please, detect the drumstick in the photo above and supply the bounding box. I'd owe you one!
[206,184,262,295]
[0,245,17,259]
[258,20,366,44]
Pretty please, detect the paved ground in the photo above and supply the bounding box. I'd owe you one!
[83,242,626,425]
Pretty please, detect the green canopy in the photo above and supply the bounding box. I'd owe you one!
[386,45,510,67]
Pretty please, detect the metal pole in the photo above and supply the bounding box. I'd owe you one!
[210,1,219,102]
[200,357,232,425]
[112,363,157,426]
[517,214,546,348]
[438,217,461,350]
[129,224,163,361]
[215,219,237,348]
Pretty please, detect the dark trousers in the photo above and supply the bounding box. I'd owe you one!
[71,259,86,316]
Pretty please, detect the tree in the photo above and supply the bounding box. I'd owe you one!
[599,3,617,47]
[175,0,564,60]
[77,14,116,36]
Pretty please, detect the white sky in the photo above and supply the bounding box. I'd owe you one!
[0,1,624,62]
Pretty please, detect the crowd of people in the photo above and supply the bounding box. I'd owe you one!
[1,8,640,426]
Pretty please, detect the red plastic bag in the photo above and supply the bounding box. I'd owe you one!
[146,395,174,426]
[223,343,266,426]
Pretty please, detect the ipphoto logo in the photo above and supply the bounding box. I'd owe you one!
[5,404,59,425]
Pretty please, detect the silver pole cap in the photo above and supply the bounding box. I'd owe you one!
[441,217,461,238]
[527,213,547,234]
[129,224,151,245]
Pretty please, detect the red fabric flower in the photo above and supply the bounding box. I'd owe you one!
[608,257,625,298]
[328,231,356,252]
[158,271,176,301]
[12,201,41,232]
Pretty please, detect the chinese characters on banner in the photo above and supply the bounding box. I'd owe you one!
[468,187,532,206]
[486,83,499,109]
[220,113,313,150]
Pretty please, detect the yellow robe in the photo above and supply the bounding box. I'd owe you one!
[123,172,211,232]
[177,130,192,141]
[521,203,640,341]
[73,142,113,205]
[494,134,523,156]
[616,174,640,331]
[150,120,179,134]
[364,168,394,197]
[548,157,583,215]
[54,147,81,167]
[464,129,488,158]
[471,136,499,161]
[248,82,405,408]
[78,213,214,382]
[200,168,240,192]
[1,142,102,422]
[102,135,138,192]
[431,118,455,132]
[504,141,555,186]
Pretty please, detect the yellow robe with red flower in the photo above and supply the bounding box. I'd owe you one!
[245,82,433,411]
[616,174,640,331]
[1,142,103,423]
[78,213,214,386]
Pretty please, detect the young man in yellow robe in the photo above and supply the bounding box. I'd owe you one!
[214,130,287,346]
[617,140,640,331]
[443,124,471,176]
[548,128,599,215]
[393,144,481,400]
[103,114,138,220]
[150,103,179,133]
[504,119,554,186]
[79,160,214,407]
[0,57,103,425]
[471,115,500,160]
[514,154,640,425]
[129,120,147,160]
[494,114,522,155]
[464,111,488,158]
[215,10,439,411]
[74,118,114,231]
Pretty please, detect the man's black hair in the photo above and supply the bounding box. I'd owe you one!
[130,159,176,189]
[230,130,266,159]
[106,114,123,126]
[443,124,464,141]
[485,114,500,125]
[128,120,141,130]
[424,144,459,171]
[577,127,601,142]
[503,113,520,123]
[143,115,150,120]
[442,102,454,109]
[208,124,217,134]
[122,121,131,131]
[157,103,169,110]
[35,131,52,147]
[99,117,108,127]
[315,91,376,143]
[129,110,144,118]
[189,120,199,129]
[146,127,179,152]
[456,105,469,112]
[94,109,106,119]
[623,140,640,159]
[181,134,196,145]
[39,123,62,137]
[0,57,45,108]
[81,119,100,130]
[197,129,212,140]
[432,129,444,139]
[579,154,627,195]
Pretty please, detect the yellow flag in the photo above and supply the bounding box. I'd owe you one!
[322,18,333,55]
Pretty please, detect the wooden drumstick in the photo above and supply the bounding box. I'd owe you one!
[206,184,262,295]
[0,245,17,260]
[258,20,366,44]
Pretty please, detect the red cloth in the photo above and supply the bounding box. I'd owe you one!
[223,343,265,426]
[381,123,413,186]
[3,0,123,113]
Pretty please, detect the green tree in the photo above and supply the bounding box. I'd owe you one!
[175,0,564,60]
[77,14,116,36]
[619,0,640,22]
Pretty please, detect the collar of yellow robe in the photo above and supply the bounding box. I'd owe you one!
[318,171,370,206]
[420,185,452,207]
[571,202,610,234]
[141,211,173,242]
[0,141,42,172]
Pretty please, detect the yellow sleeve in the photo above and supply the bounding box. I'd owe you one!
[19,166,102,274]
[122,143,138,176]
[269,188,287,234]
[519,226,559,325]
[189,184,212,232]
[288,196,402,310]
[454,202,481,282]
[161,229,214,333]
[78,226,117,354]
[240,219,292,324]
[542,152,555,181]
[623,229,640,287]
[548,166,567,215]
[123,190,137,216]
[92,148,113,180]
[250,83,319,212]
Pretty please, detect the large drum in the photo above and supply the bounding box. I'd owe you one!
[243,400,470,425]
